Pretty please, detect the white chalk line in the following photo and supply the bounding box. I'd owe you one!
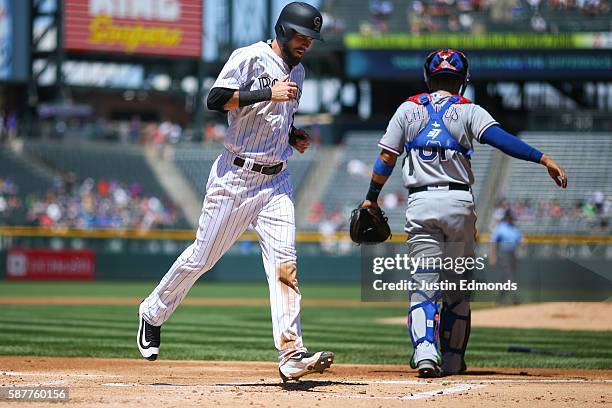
[372,379,612,384]
[403,383,486,400]
[311,383,487,401]
[98,383,486,401]
[5,373,610,403]
[1,371,120,379]
[103,383,142,387]
[91,378,611,403]
[0,380,68,387]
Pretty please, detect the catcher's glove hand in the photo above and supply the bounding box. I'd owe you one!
[349,204,391,244]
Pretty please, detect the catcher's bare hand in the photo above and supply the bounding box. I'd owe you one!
[290,128,310,154]
[540,155,568,189]
[271,75,298,102]
[361,199,379,209]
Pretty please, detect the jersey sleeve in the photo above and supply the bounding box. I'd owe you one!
[212,48,257,90]
[378,104,408,155]
[516,229,523,245]
[469,105,499,143]
[293,64,306,88]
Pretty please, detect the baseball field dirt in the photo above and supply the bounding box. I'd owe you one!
[1,356,610,407]
[378,302,612,331]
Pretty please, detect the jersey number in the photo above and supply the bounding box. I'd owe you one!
[418,141,448,162]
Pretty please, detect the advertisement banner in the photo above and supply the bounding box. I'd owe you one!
[0,0,30,82]
[344,32,612,50]
[347,49,612,80]
[6,248,95,281]
[64,0,202,58]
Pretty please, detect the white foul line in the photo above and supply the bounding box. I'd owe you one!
[1,371,120,379]
[372,379,612,384]
[403,383,486,400]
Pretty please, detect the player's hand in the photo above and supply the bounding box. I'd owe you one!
[540,155,568,189]
[361,199,379,209]
[290,128,310,153]
[271,75,298,102]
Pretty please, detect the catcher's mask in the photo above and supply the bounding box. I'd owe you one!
[275,2,324,43]
[423,49,470,95]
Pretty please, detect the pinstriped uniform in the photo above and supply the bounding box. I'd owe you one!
[214,41,305,164]
[141,41,307,364]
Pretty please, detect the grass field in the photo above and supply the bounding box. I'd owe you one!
[0,282,610,369]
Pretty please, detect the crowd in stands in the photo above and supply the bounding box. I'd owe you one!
[406,0,487,35]
[0,178,22,226]
[33,117,333,148]
[38,116,193,145]
[490,192,612,233]
[203,121,228,143]
[0,175,181,230]
[37,117,333,148]
[308,201,354,254]
[356,0,610,36]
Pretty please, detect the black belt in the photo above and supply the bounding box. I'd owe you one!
[409,182,470,195]
[233,157,284,175]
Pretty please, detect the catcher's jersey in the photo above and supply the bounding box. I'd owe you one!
[378,92,498,187]
[212,41,305,165]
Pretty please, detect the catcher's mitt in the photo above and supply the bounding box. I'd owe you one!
[349,205,391,244]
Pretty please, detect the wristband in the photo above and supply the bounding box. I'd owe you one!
[239,88,272,107]
[373,158,394,176]
[366,180,384,202]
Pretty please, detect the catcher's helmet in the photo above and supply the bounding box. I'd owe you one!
[424,49,470,94]
[275,2,323,42]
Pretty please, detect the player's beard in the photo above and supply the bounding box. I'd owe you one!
[280,41,302,67]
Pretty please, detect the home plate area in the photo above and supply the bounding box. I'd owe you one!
[1,357,610,407]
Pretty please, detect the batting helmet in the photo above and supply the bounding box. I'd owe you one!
[424,49,470,94]
[275,2,323,42]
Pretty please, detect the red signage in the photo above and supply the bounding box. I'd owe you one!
[64,0,202,58]
[6,248,96,281]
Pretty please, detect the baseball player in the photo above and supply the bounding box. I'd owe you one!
[137,2,334,382]
[362,49,567,377]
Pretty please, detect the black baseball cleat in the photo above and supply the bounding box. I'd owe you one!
[279,351,334,382]
[441,360,468,377]
[137,303,160,361]
[417,359,442,378]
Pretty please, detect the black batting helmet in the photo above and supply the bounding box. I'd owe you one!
[423,49,470,94]
[275,2,323,42]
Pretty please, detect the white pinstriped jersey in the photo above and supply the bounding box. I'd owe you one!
[378,92,498,187]
[212,41,305,165]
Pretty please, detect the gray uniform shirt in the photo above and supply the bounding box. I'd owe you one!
[378,92,498,187]
[212,41,305,165]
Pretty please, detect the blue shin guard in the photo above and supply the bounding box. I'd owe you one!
[408,292,442,368]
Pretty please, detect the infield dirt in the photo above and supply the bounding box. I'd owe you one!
[1,356,610,407]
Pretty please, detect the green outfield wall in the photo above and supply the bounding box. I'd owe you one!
[0,230,610,300]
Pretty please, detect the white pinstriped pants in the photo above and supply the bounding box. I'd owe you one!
[141,150,306,363]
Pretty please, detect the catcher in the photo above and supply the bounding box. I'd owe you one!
[352,49,567,377]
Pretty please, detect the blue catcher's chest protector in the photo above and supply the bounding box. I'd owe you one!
[406,95,472,157]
